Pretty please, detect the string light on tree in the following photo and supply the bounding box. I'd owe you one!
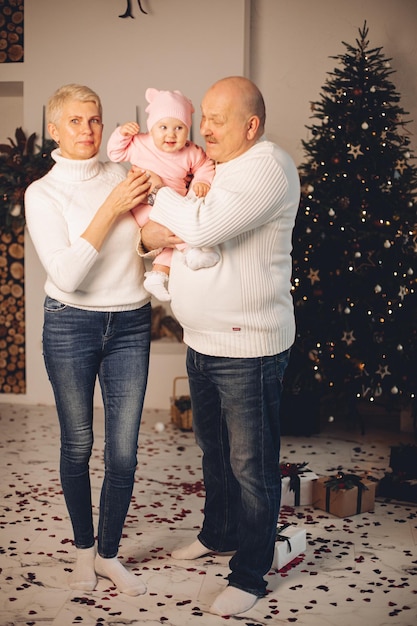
[283,21,417,424]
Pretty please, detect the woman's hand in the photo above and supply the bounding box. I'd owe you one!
[81,169,151,251]
[109,167,151,216]
[141,168,163,193]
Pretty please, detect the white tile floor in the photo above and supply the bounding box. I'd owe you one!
[0,402,416,626]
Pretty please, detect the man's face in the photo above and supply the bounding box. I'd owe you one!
[200,84,251,164]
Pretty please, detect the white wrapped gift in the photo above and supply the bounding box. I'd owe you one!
[274,523,307,570]
[280,464,318,506]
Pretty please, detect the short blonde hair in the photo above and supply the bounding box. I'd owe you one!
[46,84,102,126]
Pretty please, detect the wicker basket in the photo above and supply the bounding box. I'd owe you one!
[170,376,193,431]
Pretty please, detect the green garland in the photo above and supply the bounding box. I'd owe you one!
[0,127,55,230]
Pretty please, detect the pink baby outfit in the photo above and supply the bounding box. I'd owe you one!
[107,89,215,268]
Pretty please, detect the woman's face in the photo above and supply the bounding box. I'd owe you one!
[48,99,103,160]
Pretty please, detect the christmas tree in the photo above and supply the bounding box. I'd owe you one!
[287,22,417,425]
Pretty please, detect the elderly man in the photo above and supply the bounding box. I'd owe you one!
[141,76,300,616]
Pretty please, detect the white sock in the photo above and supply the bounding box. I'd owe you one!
[184,247,220,270]
[69,546,97,591]
[171,539,211,560]
[209,586,258,616]
[144,271,171,301]
[95,554,146,596]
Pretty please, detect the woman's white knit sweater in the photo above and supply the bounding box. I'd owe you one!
[149,139,300,357]
[25,149,149,311]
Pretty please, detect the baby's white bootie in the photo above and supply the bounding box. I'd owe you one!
[144,271,171,301]
[184,247,220,270]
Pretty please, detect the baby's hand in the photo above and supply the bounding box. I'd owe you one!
[119,122,140,137]
[192,182,210,197]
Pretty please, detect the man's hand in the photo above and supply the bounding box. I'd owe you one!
[141,219,184,251]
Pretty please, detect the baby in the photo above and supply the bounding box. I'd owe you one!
[107,88,219,301]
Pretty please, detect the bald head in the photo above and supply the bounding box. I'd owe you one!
[209,76,266,134]
[200,76,266,163]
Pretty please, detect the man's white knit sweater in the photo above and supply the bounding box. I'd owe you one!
[149,139,300,357]
[25,149,150,311]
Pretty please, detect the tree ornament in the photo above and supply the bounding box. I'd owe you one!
[375,384,383,397]
[398,285,408,300]
[376,364,391,379]
[395,159,407,174]
[10,203,21,217]
[342,330,356,345]
[347,143,364,158]
[308,268,320,284]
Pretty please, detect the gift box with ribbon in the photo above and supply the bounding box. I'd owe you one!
[312,472,377,517]
[280,462,318,506]
[274,523,307,570]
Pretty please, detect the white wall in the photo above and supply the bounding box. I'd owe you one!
[0,82,23,143]
[0,0,416,408]
[250,0,417,163]
[23,0,250,155]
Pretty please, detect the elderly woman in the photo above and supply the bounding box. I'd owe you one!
[25,84,152,596]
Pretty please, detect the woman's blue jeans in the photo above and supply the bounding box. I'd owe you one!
[186,347,290,597]
[42,297,151,558]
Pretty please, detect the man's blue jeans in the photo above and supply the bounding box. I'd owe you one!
[42,297,151,558]
[186,347,290,597]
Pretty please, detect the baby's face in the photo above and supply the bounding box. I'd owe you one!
[150,117,189,153]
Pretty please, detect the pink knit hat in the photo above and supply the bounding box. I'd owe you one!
[145,88,194,131]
